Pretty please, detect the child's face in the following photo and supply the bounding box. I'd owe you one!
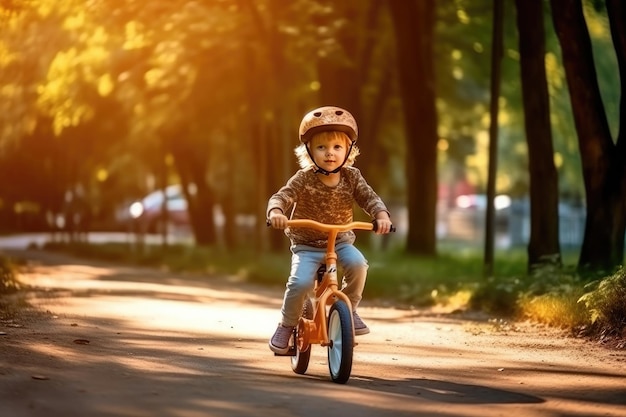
[309,132,349,173]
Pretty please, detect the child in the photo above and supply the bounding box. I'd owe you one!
[266,105,393,354]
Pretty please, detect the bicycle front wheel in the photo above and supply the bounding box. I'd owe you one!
[327,300,354,384]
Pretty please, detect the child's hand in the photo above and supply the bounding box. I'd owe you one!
[268,210,288,229]
[374,212,393,234]
[374,218,393,234]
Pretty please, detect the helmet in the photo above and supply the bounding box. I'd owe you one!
[298,106,358,144]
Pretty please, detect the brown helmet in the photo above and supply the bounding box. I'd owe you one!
[298,106,358,144]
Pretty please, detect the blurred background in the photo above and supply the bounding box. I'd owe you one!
[0,1,619,259]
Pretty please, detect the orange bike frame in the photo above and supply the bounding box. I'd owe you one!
[285,219,375,347]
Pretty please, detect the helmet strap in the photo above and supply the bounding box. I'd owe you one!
[306,142,354,176]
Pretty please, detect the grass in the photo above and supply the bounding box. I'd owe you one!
[0,256,29,319]
[0,256,22,295]
[518,291,588,329]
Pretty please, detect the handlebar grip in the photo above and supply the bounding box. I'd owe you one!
[371,220,396,233]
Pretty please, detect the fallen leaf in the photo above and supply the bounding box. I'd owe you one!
[32,375,49,380]
[73,339,90,345]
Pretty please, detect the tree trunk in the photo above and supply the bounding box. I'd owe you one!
[388,0,438,256]
[158,153,169,248]
[241,0,291,252]
[484,0,504,278]
[514,0,561,271]
[167,129,218,247]
[605,0,626,266]
[550,0,626,273]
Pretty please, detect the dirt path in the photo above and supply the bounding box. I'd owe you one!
[1,249,625,417]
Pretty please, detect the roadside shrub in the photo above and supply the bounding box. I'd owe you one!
[0,256,21,294]
[578,267,626,341]
[470,258,586,322]
[469,275,525,316]
[517,260,588,328]
[518,291,588,329]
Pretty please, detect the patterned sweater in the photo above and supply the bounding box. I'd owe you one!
[266,166,390,248]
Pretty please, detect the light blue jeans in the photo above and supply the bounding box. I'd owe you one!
[280,242,368,327]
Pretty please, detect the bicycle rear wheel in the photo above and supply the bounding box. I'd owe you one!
[327,300,354,384]
[291,298,313,374]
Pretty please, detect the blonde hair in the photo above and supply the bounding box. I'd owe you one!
[294,131,360,170]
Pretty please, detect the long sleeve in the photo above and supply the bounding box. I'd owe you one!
[266,167,390,247]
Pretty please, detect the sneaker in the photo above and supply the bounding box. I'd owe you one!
[353,311,370,335]
[269,324,294,354]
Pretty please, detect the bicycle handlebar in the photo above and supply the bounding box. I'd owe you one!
[286,219,374,233]
[267,218,396,233]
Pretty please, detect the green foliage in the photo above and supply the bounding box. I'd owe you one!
[363,249,485,307]
[517,262,588,329]
[519,291,588,330]
[0,255,21,294]
[0,0,621,249]
[470,257,586,322]
[578,267,626,339]
[470,258,626,340]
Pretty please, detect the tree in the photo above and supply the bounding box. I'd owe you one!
[483,0,504,278]
[514,0,562,270]
[313,0,391,186]
[550,0,626,273]
[387,0,438,256]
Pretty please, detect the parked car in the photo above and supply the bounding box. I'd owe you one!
[454,193,512,211]
[126,184,191,234]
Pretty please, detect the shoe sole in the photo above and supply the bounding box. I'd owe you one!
[269,341,290,355]
[355,327,370,336]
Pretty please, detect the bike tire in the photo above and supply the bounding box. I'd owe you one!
[327,300,354,384]
[291,298,313,375]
